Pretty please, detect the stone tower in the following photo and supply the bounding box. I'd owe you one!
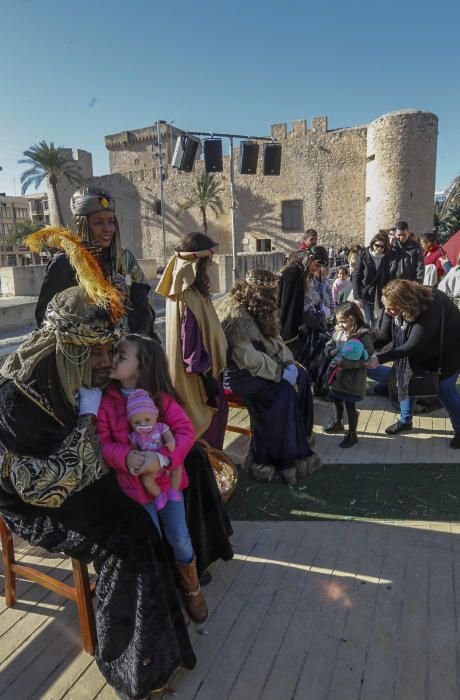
[365,110,438,243]
[50,149,93,227]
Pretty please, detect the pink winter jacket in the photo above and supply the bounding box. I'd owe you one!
[96,383,194,505]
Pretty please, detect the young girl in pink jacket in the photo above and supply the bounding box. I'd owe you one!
[96,334,208,623]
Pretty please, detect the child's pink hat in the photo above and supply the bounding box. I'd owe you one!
[126,389,158,419]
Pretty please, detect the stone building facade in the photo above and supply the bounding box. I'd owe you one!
[49,109,438,266]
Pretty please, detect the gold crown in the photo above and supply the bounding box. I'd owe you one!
[245,269,277,289]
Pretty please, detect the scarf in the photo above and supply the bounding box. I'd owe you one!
[394,316,412,401]
[1,287,119,408]
[156,250,214,300]
[369,250,384,270]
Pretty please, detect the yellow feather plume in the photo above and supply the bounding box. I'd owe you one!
[24,227,124,323]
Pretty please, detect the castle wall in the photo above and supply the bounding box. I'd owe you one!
[104,118,370,262]
[238,117,368,251]
[48,110,438,269]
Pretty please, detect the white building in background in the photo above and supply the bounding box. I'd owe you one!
[435,189,448,204]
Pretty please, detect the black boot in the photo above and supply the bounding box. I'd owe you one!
[449,433,460,449]
[339,430,358,448]
[323,416,345,433]
[385,420,412,435]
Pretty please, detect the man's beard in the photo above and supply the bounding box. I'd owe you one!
[92,369,111,388]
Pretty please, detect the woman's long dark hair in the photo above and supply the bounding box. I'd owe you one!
[175,232,217,299]
[369,232,390,255]
[124,334,184,414]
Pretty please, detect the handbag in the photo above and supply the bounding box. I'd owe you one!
[198,439,238,503]
[407,305,445,398]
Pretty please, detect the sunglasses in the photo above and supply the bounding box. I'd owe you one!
[373,243,385,249]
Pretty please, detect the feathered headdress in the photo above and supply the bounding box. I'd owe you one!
[24,227,124,323]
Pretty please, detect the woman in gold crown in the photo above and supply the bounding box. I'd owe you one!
[216,268,322,485]
[35,186,156,336]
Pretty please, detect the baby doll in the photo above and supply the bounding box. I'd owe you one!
[127,388,179,510]
[327,339,368,385]
[337,338,369,362]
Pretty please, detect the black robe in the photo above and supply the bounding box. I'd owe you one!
[35,252,156,337]
[277,261,305,346]
[0,378,233,699]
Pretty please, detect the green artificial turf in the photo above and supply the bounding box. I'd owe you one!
[226,463,460,522]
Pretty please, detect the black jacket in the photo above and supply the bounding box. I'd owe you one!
[278,261,305,342]
[389,240,425,283]
[376,289,460,379]
[35,252,156,336]
[352,248,391,304]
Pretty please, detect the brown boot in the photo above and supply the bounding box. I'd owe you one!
[176,556,208,623]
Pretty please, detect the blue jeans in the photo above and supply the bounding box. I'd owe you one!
[438,372,460,432]
[368,366,460,431]
[362,300,376,327]
[143,495,194,564]
[367,366,415,424]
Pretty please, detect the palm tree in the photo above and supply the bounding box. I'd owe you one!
[444,176,460,211]
[8,219,45,247]
[177,171,225,233]
[8,219,46,264]
[434,176,460,240]
[19,141,83,225]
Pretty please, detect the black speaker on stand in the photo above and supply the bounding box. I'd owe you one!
[263,143,282,175]
[239,141,259,174]
[171,135,201,172]
[203,139,223,172]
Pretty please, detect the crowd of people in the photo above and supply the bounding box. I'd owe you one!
[1,188,459,698]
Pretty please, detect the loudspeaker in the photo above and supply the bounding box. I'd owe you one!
[239,141,259,174]
[155,199,162,216]
[171,135,200,172]
[203,139,223,172]
[263,143,282,175]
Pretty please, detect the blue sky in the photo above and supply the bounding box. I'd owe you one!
[0,0,458,195]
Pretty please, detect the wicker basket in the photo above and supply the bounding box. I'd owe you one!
[199,439,238,503]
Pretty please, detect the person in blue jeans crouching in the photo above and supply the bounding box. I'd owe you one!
[366,279,460,448]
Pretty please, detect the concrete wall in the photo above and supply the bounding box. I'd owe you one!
[138,258,160,281]
[0,264,46,296]
[0,250,283,303]
[0,297,37,332]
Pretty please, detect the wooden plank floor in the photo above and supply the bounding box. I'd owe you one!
[1,395,458,698]
[2,521,460,699]
[224,394,459,465]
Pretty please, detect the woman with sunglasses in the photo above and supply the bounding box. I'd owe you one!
[352,233,391,327]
